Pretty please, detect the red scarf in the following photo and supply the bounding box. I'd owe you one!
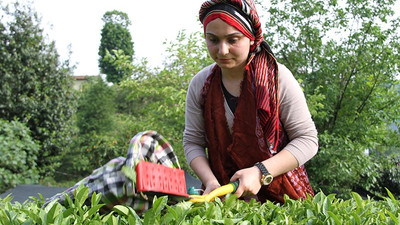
[199,0,314,203]
[201,63,314,203]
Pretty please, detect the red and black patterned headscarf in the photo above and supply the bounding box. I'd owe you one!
[200,0,280,153]
[199,0,269,54]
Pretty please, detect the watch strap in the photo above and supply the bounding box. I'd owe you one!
[254,162,270,176]
[254,162,273,185]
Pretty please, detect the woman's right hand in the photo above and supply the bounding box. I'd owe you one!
[190,156,221,195]
[203,179,221,195]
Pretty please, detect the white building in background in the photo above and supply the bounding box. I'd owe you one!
[71,75,102,90]
[71,76,87,90]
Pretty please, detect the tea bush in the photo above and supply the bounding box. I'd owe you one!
[0,185,398,224]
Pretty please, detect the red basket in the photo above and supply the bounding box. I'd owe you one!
[136,161,189,197]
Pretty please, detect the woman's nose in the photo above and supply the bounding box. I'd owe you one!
[218,42,229,55]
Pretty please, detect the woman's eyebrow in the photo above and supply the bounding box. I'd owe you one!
[205,32,243,38]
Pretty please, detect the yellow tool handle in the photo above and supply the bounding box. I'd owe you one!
[189,180,239,202]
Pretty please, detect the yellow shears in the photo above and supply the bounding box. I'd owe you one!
[188,180,240,202]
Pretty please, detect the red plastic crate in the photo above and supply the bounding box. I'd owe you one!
[136,161,189,197]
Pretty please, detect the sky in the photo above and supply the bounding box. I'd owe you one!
[4,0,207,76]
[2,0,399,76]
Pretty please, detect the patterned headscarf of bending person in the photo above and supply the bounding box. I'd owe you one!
[199,0,280,153]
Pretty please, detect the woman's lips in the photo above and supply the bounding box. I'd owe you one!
[218,58,231,63]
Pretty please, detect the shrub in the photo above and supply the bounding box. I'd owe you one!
[307,132,380,199]
[76,77,116,135]
[0,185,398,224]
[59,133,129,178]
[56,114,137,180]
[374,157,400,198]
[0,119,40,192]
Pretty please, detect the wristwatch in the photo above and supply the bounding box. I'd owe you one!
[254,162,273,185]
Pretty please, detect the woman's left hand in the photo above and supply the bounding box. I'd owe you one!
[230,166,262,197]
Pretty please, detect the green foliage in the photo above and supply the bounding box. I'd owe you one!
[60,77,136,176]
[374,156,400,198]
[76,77,116,135]
[0,2,76,178]
[306,132,380,198]
[54,31,211,178]
[1,185,399,224]
[58,130,131,177]
[0,119,40,193]
[118,31,213,172]
[104,49,134,81]
[265,0,400,197]
[98,10,134,84]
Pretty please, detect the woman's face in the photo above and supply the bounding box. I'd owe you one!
[205,18,253,72]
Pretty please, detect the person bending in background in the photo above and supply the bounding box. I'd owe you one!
[183,0,319,203]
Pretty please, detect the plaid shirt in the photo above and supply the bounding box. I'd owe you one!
[44,130,180,213]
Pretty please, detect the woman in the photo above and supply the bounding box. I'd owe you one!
[183,0,318,203]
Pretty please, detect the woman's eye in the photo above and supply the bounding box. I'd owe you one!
[208,38,218,43]
[228,38,239,44]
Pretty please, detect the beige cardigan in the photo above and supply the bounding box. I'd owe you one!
[183,63,318,166]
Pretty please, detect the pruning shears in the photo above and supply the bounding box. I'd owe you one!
[188,180,240,202]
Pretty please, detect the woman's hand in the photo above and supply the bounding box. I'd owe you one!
[203,179,221,195]
[230,166,262,197]
[189,156,222,195]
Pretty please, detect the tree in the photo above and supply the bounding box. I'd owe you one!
[98,10,134,84]
[58,77,128,176]
[0,2,76,177]
[103,49,134,82]
[119,31,213,172]
[264,0,400,196]
[76,77,116,135]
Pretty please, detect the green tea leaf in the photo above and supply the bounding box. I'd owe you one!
[351,192,364,210]
[327,211,341,224]
[386,188,396,202]
[113,205,130,217]
[91,191,102,207]
[111,216,118,225]
[46,202,60,223]
[152,196,168,216]
[62,208,74,219]
[122,165,137,183]
[20,209,42,224]
[387,211,399,224]
[165,205,178,220]
[143,208,156,225]
[75,185,89,208]
[21,218,34,225]
[128,215,137,225]
[86,203,105,219]
[350,212,362,224]
[101,212,113,223]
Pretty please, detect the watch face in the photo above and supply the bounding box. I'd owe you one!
[262,174,273,185]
